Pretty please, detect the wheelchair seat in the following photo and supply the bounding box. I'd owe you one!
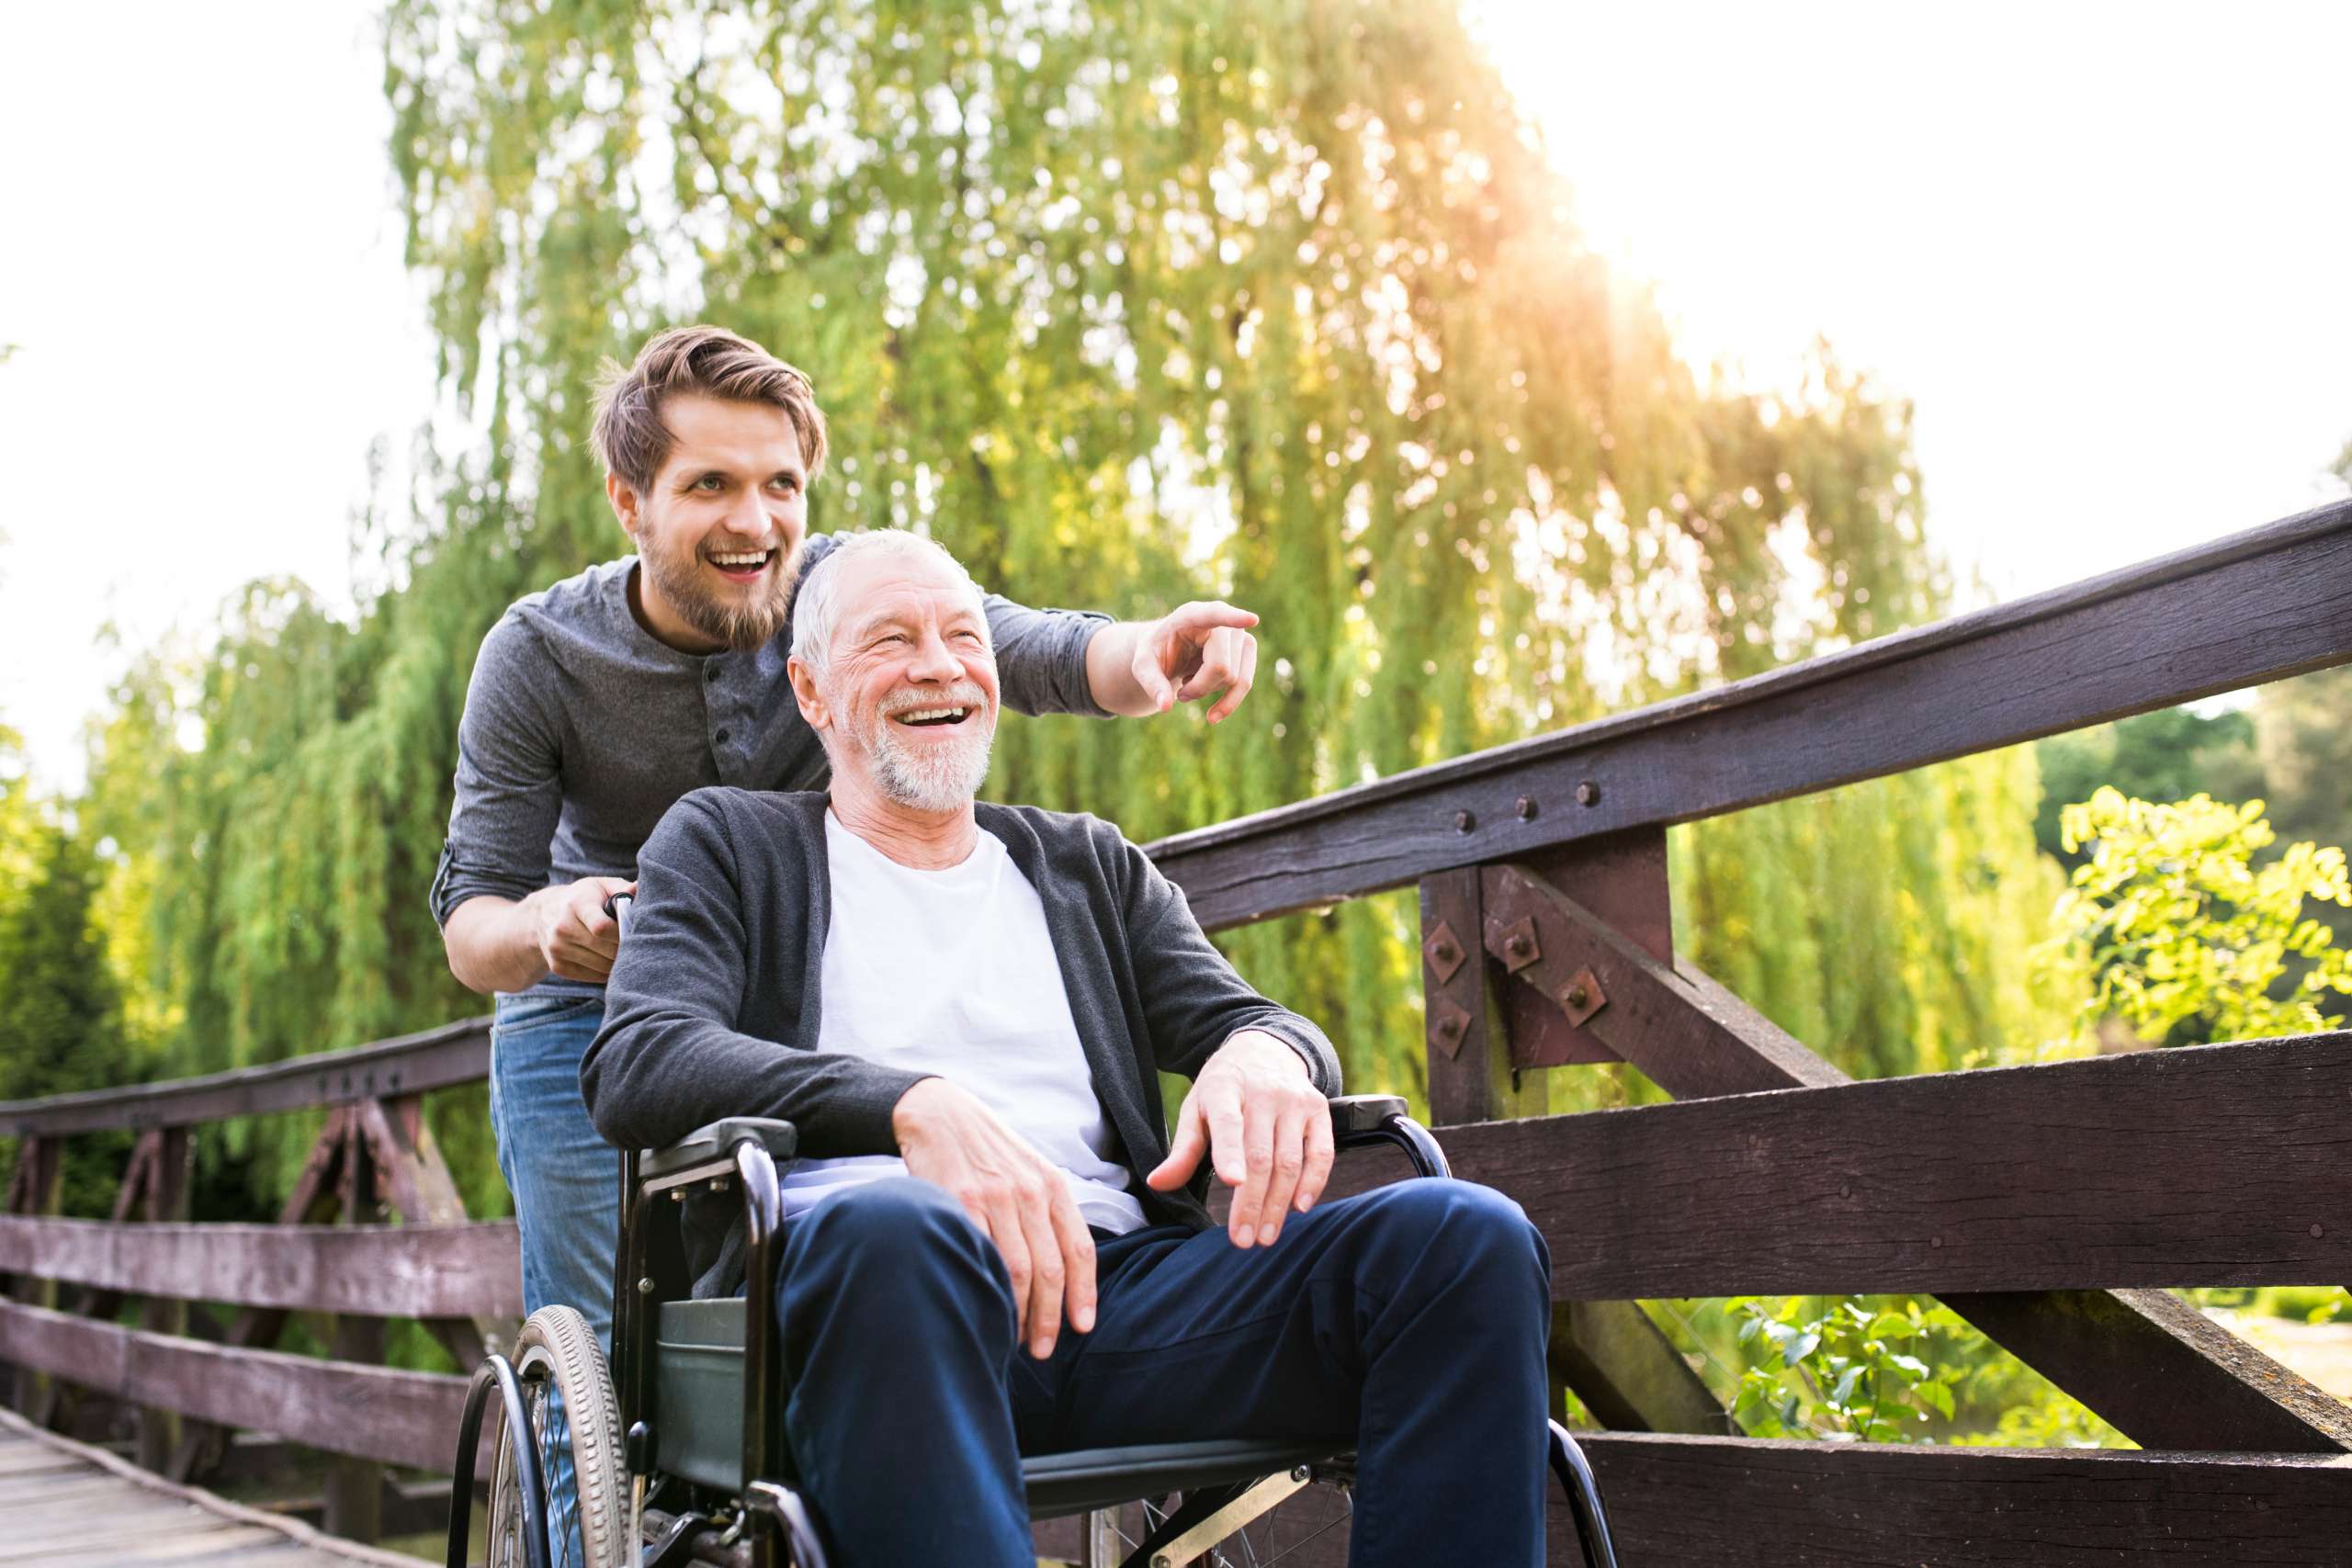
[651,1295,1343,1517]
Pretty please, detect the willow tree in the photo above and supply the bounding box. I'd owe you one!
[74,0,2068,1212]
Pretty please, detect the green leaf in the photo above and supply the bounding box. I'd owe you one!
[1866,1312,1916,1340]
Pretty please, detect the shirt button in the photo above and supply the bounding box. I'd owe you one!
[707,664,720,682]
[715,728,731,745]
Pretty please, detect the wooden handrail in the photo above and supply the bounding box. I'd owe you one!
[1148,498,2352,930]
[0,1018,490,1139]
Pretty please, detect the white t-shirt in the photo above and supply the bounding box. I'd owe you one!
[782,811,1148,1235]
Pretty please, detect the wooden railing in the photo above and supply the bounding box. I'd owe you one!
[0,1020,514,1540]
[5,498,2351,1562]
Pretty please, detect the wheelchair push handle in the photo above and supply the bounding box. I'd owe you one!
[603,888,634,935]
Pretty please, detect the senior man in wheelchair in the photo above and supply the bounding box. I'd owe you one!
[580,529,1556,1567]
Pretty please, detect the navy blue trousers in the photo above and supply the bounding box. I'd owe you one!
[774,1175,1552,1567]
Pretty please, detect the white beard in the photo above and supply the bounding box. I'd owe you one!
[835,679,996,812]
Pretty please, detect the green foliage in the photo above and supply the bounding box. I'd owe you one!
[2050,788,2352,1047]
[2253,666,2352,869]
[42,2,2073,1248]
[0,823,139,1215]
[1662,1294,2124,1449]
[1728,1296,1961,1442]
[2033,706,2265,865]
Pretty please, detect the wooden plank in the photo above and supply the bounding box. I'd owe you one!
[0,1403,437,1565]
[1149,499,2352,930]
[1942,1286,2352,1463]
[1400,1033,2352,1300]
[324,1116,384,1542]
[6,1136,62,1421]
[140,1126,191,1473]
[1566,1434,2352,1566]
[0,1017,492,1138]
[1248,1438,2352,1567]
[0,1219,522,1320]
[0,1297,478,1475]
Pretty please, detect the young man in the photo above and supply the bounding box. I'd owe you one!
[432,325,1265,1352]
[582,531,1553,1568]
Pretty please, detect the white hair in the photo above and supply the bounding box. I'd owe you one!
[788,528,989,682]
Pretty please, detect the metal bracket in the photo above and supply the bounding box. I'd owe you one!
[1428,998,1473,1059]
[1422,920,1468,984]
[1497,915,1542,973]
[1557,967,1607,1027]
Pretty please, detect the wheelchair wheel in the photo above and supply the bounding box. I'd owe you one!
[487,1306,629,1568]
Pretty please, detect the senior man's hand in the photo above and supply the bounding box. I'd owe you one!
[892,1077,1097,1359]
[1146,1030,1332,1248]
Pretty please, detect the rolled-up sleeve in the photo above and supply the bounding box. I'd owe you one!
[431,615,564,928]
[981,590,1112,718]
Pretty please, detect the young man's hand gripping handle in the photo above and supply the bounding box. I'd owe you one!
[443,875,638,993]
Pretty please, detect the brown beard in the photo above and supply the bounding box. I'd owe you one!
[640,536,801,650]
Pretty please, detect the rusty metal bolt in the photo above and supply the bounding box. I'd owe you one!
[1454,808,1476,832]
[1506,933,1533,962]
[1435,1014,1464,1041]
[1515,795,1538,820]
[1432,939,1459,966]
[1564,982,1589,1010]
[1575,780,1600,807]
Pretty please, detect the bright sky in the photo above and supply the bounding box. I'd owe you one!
[3,2,2347,793]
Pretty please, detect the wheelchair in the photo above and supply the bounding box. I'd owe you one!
[447,924,1621,1568]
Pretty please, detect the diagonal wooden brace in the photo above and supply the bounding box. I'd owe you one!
[1480,861,2352,1454]
[1480,863,1838,1096]
[355,1097,502,1371]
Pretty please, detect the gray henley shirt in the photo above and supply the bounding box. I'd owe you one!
[430,533,1111,994]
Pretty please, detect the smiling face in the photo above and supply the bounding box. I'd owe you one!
[609,392,809,653]
[789,543,1000,815]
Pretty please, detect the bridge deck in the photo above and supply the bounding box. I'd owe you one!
[0,1406,420,1566]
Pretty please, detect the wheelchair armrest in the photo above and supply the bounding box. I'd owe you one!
[1327,1094,1408,1139]
[1327,1095,1450,1179]
[639,1116,798,1183]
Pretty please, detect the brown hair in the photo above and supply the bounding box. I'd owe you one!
[590,325,829,492]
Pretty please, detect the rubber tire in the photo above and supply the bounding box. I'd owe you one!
[487,1306,628,1568]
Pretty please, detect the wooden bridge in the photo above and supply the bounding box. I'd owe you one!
[5,502,2351,1563]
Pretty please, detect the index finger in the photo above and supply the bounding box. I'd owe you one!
[1168,600,1261,635]
[1052,1184,1098,1336]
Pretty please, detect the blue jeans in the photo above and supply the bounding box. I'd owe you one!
[775,1175,1553,1568]
[489,991,619,1340]
[490,990,616,1567]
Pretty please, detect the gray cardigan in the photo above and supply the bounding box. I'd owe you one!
[581,789,1340,1280]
